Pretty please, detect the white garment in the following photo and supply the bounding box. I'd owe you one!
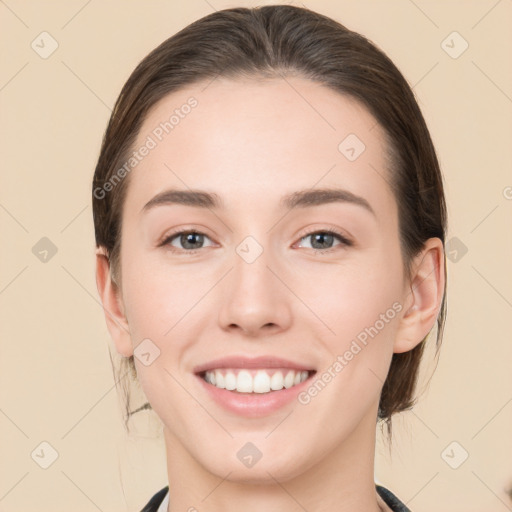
[156,490,169,512]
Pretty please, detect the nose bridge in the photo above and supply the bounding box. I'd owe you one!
[217,232,291,334]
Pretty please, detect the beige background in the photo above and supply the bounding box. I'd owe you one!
[1,1,511,511]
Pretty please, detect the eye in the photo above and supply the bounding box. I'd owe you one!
[159,227,352,255]
[296,229,352,252]
[160,230,214,253]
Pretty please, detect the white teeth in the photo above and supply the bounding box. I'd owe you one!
[203,369,310,393]
[205,371,216,385]
[236,370,253,392]
[215,370,225,389]
[224,372,237,390]
[270,371,284,390]
[284,371,295,389]
[253,370,271,393]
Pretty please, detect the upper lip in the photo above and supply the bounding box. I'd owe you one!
[193,356,315,374]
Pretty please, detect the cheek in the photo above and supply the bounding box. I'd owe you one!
[304,253,403,341]
[297,272,401,430]
[298,248,404,406]
[120,243,189,339]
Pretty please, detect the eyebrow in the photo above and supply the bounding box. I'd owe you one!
[141,187,375,216]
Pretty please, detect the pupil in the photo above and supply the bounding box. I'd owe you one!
[183,233,202,249]
[313,233,332,249]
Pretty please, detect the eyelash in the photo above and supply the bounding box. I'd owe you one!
[159,227,353,255]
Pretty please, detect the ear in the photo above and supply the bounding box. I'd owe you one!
[394,237,446,353]
[95,248,133,357]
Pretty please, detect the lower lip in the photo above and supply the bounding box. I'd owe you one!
[195,373,315,417]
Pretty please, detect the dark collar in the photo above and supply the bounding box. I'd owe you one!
[140,484,411,512]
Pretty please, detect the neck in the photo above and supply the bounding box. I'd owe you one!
[163,407,384,512]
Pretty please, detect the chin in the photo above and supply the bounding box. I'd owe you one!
[195,442,315,485]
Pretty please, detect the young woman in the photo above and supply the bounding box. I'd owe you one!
[93,5,446,512]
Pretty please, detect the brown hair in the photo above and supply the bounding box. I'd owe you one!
[92,5,447,435]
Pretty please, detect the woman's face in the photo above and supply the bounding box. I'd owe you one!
[116,76,411,481]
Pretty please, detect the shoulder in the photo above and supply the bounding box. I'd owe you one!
[140,486,169,512]
[376,484,411,512]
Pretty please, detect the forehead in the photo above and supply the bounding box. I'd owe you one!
[124,76,395,217]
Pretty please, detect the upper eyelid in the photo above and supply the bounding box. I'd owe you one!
[297,226,350,241]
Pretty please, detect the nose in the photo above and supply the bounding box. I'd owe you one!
[217,243,292,337]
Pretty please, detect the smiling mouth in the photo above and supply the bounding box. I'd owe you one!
[198,368,316,394]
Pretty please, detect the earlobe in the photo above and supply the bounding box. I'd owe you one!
[95,248,133,357]
[394,238,445,354]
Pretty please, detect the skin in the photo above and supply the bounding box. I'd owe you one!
[96,76,445,512]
